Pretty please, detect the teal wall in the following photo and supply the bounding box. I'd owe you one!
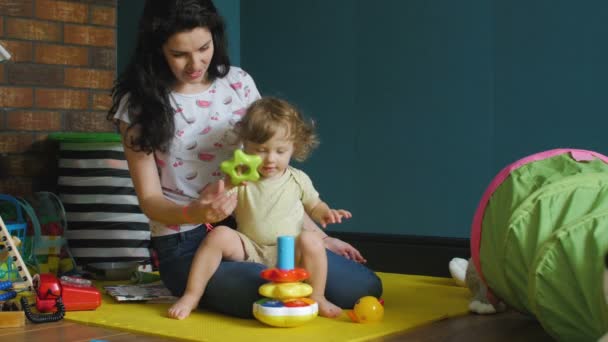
[240,0,608,237]
[241,0,493,237]
[117,1,608,238]
[117,0,241,74]
[492,0,608,166]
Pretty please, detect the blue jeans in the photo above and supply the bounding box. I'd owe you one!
[150,225,383,318]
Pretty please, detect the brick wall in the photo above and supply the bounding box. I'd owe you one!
[0,0,117,196]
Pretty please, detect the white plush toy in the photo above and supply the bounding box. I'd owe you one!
[449,257,505,315]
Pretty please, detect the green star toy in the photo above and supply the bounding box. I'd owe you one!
[220,149,263,185]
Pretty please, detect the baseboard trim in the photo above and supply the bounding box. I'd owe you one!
[330,232,470,278]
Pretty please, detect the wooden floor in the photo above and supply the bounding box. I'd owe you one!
[1,310,554,342]
[380,310,554,342]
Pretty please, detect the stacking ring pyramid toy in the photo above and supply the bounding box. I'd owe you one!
[253,236,318,327]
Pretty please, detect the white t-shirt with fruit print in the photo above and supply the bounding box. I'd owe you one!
[114,66,261,236]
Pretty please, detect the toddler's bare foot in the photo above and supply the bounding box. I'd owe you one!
[310,294,342,318]
[168,293,200,320]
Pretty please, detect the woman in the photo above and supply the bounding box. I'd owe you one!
[108,0,382,318]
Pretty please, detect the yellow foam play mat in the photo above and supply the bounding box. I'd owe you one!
[65,273,470,341]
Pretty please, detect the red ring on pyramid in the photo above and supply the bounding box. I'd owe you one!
[260,268,309,282]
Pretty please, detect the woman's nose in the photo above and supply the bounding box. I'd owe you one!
[188,56,200,69]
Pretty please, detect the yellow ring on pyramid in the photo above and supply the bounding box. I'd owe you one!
[258,282,313,300]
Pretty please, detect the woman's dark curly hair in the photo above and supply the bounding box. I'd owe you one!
[107,0,230,153]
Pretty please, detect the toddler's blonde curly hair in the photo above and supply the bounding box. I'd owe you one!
[236,97,319,161]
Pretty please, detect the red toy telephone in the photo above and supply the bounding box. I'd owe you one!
[20,273,101,324]
[34,273,101,312]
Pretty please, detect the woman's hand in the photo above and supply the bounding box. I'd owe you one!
[302,212,366,263]
[324,237,367,264]
[188,178,237,223]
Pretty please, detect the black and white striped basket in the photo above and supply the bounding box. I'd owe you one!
[56,139,151,267]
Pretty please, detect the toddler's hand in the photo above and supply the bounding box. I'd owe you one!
[320,209,352,228]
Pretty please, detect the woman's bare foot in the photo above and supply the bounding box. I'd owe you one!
[310,294,342,318]
[168,293,200,320]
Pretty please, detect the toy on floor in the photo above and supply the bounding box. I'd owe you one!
[0,235,23,281]
[449,258,506,314]
[21,295,65,323]
[0,215,33,290]
[0,280,17,301]
[0,193,78,278]
[2,212,101,324]
[451,149,608,341]
[21,273,102,324]
[0,280,25,328]
[253,236,318,327]
[0,297,25,328]
[220,149,262,185]
[347,296,384,323]
[0,195,30,283]
[0,235,20,263]
[33,273,101,312]
[21,192,78,276]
